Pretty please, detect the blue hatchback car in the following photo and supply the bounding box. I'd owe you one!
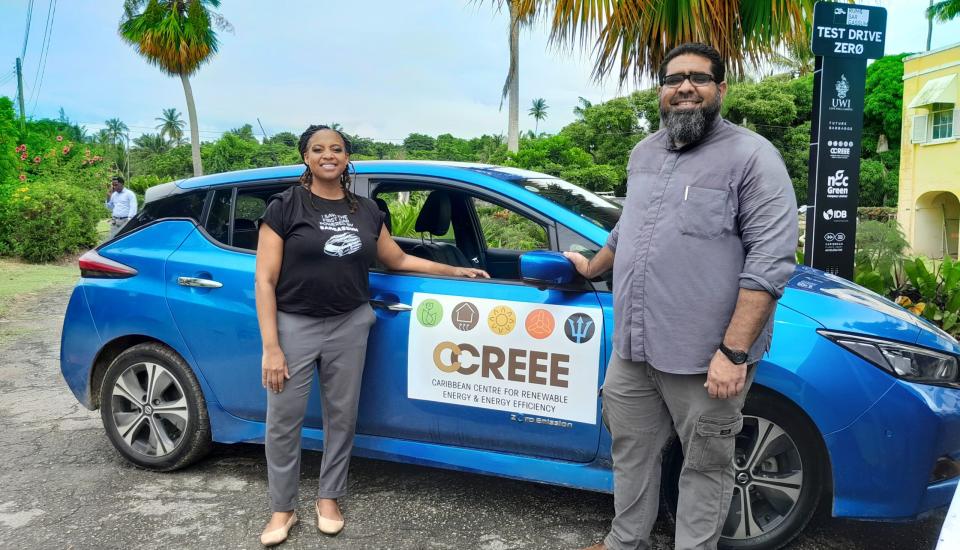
[61,161,960,549]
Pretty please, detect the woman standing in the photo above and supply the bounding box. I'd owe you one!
[255,125,487,546]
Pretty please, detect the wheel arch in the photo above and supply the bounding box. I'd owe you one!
[90,335,186,408]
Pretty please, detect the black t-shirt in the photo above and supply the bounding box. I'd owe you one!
[259,185,384,317]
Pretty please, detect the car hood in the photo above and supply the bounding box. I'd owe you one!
[780,266,960,353]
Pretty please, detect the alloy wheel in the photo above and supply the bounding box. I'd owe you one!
[723,415,805,541]
[109,361,189,457]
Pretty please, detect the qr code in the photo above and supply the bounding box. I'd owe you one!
[846,8,869,27]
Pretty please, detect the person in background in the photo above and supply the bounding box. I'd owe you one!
[105,176,137,238]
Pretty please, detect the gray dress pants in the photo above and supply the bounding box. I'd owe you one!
[266,303,376,512]
[601,352,755,550]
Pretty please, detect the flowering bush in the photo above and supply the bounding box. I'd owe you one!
[0,179,104,262]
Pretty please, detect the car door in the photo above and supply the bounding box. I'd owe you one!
[164,182,326,427]
[358,177,605,463]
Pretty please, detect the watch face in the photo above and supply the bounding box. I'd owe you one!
[722,345,748,364]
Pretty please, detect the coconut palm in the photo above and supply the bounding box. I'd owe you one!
[529,98,548,135]
[119,0,232,176]
[104,118,129,148]
[134,133,171,154]
[573,96,593,120]
[155,107,185,145]
[927,0,960,50]
[515,0,814,83]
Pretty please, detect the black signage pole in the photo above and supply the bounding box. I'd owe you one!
[803,1,886,279]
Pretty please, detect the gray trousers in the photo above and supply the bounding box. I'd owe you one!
[601,353,755,550]
[266,303,376,512]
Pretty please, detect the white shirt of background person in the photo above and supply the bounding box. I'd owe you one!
[106,187,138,219]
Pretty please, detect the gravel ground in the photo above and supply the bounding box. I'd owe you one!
[0,286,947,549]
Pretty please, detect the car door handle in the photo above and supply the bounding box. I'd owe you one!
[369,299,412,312]
[177,276,223,289]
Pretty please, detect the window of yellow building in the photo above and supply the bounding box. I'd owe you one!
[932,104,955,140]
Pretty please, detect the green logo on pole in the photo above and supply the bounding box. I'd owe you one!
[416,299,443,327]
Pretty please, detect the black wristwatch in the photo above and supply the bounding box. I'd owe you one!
[719,343,749,365]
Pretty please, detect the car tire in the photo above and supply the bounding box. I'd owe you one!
[99,342,211,471]
[661,390,825,550]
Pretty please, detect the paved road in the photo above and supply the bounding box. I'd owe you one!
[0,286,948,549]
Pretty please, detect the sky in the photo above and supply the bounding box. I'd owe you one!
[1,0,959,144]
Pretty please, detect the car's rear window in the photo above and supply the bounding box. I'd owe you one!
[116,190,206,238]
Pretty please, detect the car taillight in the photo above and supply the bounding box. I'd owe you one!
[78,250,138,279]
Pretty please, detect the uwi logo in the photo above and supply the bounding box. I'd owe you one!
[832,75,851,109]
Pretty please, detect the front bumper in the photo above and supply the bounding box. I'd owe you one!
[825,378,960,519]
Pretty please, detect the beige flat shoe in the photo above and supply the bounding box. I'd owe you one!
[260,512,298,547]
[315,500,344,536]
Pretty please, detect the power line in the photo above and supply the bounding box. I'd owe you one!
[21,0,35,60]
[27,0,56,116]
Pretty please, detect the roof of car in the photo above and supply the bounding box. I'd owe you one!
[173,160,548,190]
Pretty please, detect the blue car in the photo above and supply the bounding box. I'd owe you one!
[60,161,960,549]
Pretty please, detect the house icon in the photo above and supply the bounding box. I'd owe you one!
[452,302,480,331]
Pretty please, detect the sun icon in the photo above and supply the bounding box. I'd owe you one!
[487,305,517,335]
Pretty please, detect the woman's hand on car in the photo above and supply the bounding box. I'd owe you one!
[451,267,490,279]
[262,346,290,393]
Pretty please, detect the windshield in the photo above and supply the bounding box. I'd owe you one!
[467,167,622,231]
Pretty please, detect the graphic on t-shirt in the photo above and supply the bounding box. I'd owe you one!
[324,233,363,257]
[318,213,358,233]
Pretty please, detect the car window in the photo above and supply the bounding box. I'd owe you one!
[378,190,456,242]
[203,184,290,251]
[117,190,206,238]
[473,198,548,251]
[205,189,232,244]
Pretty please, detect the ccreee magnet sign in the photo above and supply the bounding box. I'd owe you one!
[811,1,886,59]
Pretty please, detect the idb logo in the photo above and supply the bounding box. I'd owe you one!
[822,209,848,221]
[564,313,596,344]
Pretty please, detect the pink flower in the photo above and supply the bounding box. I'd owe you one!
[62,146,71,155]
[56,135,63,142]
[20,153,27,160]
[18,174,26,181]
[33,156,41,163]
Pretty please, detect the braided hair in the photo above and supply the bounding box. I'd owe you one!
[297,124,359,213]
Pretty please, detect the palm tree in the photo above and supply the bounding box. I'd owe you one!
[134,133,171,154]
[479,1,540,153]
[119,0,232,176]
[927,0,960,50]
[540,0,816,83]
[529,98,548,135]
[104,118,129,148]
[771,39,814,77]
[573,96,593,120]
[155,107,185,145]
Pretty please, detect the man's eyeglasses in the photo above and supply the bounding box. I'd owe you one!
[660,72,715,88]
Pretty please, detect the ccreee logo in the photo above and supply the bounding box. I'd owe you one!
[432,341,570,388]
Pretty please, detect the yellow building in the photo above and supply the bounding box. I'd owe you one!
[898,42,960,258]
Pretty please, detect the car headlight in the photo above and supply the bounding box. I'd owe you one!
[819,330,959,386]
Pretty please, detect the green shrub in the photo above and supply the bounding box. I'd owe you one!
[559,164,624,193]
[127,174,165,195]
[0,179,104,262]
[854,220,908,296]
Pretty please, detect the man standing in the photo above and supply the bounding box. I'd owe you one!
[566,43,797,550]
[105,176,137,238]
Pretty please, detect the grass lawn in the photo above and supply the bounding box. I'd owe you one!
[0,258,78,318]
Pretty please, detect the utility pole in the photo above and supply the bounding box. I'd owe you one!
[257,117,269,141]
[15,57,26,132]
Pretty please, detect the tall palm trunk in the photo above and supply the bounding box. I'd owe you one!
[927,0,934,51]
[180,73,203,176]
[507,2,520,153]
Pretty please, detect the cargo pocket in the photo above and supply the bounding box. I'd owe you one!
[688,415,742,471]
[678,186,733,239]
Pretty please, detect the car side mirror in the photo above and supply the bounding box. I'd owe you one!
[520,251,576,289]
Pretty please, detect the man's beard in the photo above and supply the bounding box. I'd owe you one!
[660,94,721,145]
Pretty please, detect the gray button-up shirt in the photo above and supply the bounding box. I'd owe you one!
[607,117,797,374]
